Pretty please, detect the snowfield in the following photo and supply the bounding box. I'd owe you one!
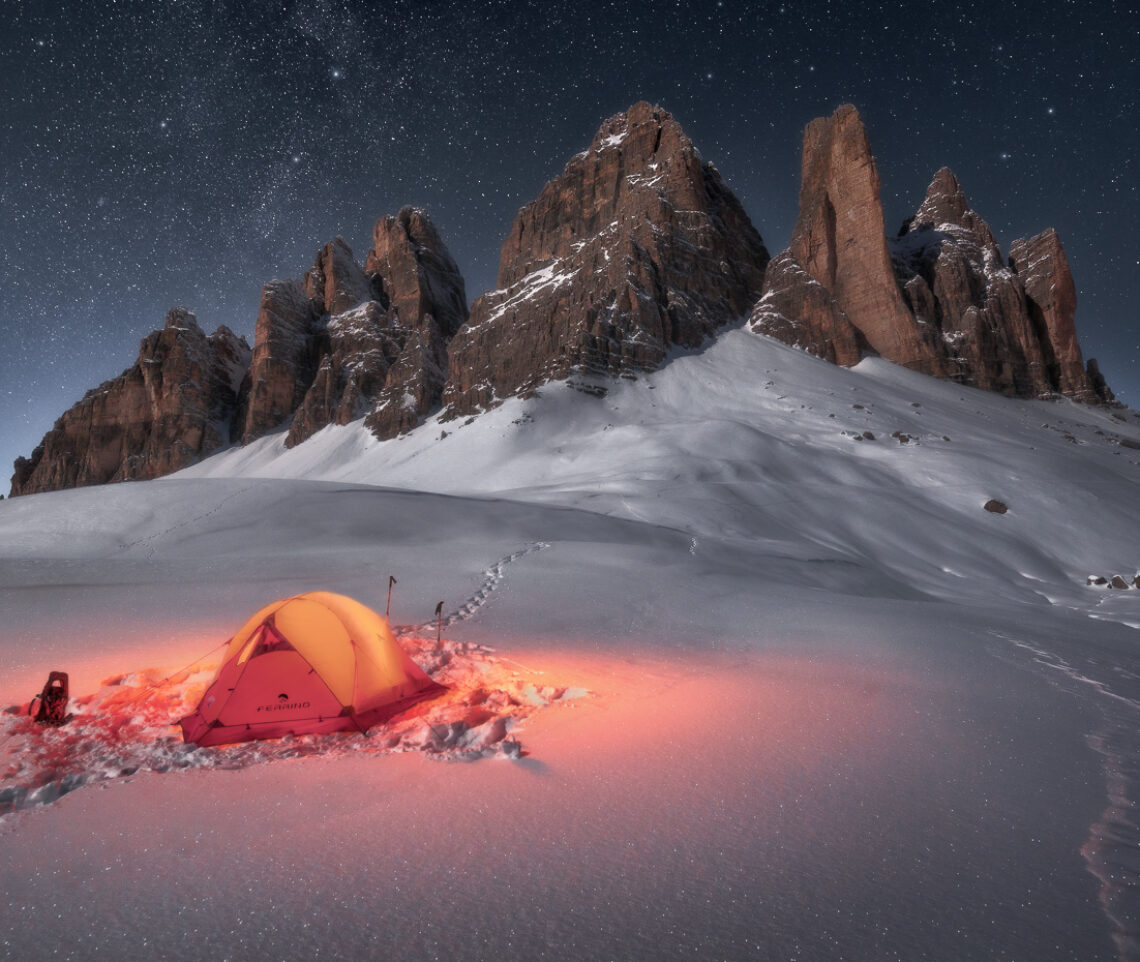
[2,326,1138,961]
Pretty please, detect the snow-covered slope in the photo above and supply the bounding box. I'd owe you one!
[182,326,1140,612]
[2,325,1138,961]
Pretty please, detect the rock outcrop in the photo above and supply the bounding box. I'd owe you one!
[790,105,936,371]
[1008,228,1100,401]
[441,101,769,415]
[754,106,1113,403]
[10,309,249,496]
[1086,358,1114,402]
[892,167,1052,396]
[360,208,467,440]
[239,210,468,448]
[238,278,321,444]
[304,237,375,316]
[365,208,468,338]
[749,252,865,367]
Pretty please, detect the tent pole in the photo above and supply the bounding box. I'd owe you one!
[435,601,444,650]
[386,575,397,618]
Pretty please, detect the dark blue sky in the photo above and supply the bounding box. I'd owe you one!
[3,0,1138,479]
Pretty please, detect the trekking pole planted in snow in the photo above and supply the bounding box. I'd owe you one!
[435,601,444,647]
[386,575,397,618]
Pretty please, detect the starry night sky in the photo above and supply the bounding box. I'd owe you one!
[3,0,1138,480]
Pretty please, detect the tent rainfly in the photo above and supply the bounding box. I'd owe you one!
[180,591,445,747]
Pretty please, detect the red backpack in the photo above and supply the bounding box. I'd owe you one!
[29,671,69,726]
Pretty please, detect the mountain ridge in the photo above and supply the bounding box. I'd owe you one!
[10,102,1116,498]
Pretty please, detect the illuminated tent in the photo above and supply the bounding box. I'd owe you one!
[180,591,445,747]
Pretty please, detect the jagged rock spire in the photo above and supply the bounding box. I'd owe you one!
[239,211,470,448]
[754,104,1112,404]
[442,101,769,416]
[786,105,937,371]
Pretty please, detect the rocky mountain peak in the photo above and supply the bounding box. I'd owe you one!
[163,305,202,333]
[10,311,251,497]
[590,100,678,146]
[1008,227,1096,400]
[787,104,934,370]
[907,167,998,251]
[365,206,468,337]
[913,167,970,229]
[588,99,699,171]
[755,106,1112,405]
[492,102,714,291]
[303,237,374,316]
[442,101,769,416]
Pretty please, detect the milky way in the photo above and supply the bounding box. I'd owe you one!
[3,0,1137,478]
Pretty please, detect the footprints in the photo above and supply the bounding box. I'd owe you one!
[404,541,550,633]
[992,629,1140,957]
[0,541,566,819]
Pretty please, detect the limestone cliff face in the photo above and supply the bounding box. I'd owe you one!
[238,278,321,444]
[360,207,467,440]
[365,207,468,338]
[10,309,249,496]
[749,252,865,367]
[894,171,1108,400]
[285,301,394,447]
[754,107,1112,403]
[441,101,769,415]
[303,237,376,316]
[1008,228,1103,401]
[237,211,468,449]
[788,105,939,373]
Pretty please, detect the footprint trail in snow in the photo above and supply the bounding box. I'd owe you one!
[401,541,550,633]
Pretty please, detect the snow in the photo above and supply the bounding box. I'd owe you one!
[326,301,378,334]
[626,171,665,189]
[1,634,569,816]
[469,260,579,329]
[2,323,1139,960]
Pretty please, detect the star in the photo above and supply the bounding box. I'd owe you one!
[0,0,1137,481]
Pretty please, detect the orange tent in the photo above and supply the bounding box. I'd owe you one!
[180,591,445,747]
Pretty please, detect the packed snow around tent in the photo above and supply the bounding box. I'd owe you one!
[2,326,1139,961]
[2,611,587,816]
